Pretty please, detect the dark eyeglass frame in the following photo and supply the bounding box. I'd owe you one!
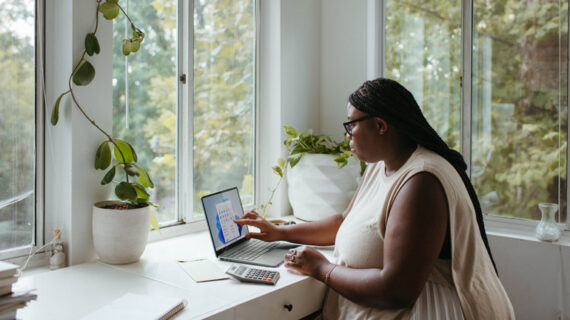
[343,115,373,136]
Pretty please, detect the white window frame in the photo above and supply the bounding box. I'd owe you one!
[0,0,47,266]
[150,0,260,241]
[373,0,570,232]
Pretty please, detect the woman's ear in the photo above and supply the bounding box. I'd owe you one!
[376,117,388,135]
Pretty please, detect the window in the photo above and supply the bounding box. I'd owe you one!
[0,0,38,253]
[384,0,462,150]
[384,1,568,224]
[471,0,567,221]
[113,0,256,225]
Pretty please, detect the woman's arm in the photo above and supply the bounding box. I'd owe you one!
[286,172,449,309]
[235,211,344,246]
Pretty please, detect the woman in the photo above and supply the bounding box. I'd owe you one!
[235,78,514,319]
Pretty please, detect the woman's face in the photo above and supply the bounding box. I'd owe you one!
[346,103,381,163]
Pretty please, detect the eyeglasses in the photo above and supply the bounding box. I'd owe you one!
[343,115,373,136]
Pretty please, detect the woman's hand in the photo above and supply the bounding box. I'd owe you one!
[234,210,284,242]
[284,246,332,280]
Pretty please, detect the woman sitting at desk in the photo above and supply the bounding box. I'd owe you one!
[235,78,514,319]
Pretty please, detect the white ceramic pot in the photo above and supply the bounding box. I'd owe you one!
[287,154,361,221]
[92,201,150,265]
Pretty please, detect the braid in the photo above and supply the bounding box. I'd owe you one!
[349,78,497,273]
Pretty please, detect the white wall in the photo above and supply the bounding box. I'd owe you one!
[45,0,113,265]
[319,0,368,141]
[258,0,322,217]
[489,234,570,319]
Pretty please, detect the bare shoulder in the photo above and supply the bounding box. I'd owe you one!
[391,171,448,219]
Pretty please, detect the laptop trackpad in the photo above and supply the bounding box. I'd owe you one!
[254,246,291,266]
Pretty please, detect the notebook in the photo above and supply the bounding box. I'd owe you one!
[0,261,19,279]
[81,293,187,320]
[178,258,229,282]
[201,187,297,267]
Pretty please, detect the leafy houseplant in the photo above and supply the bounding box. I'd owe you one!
[50,0,156,221]
[260,126,366,217]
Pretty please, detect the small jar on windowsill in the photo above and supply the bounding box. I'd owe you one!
[535,203,561,242]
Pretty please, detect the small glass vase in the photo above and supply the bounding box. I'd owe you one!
[535,203,561,242]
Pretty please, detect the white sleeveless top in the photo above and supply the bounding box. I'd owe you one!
[322,146,514,320]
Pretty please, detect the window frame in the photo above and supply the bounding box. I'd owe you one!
[0,0,47,263]
[377,0,570,231]
[148,0,260,239]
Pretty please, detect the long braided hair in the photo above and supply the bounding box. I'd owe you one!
[349,78,497,273]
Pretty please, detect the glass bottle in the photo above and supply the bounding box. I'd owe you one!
[535,203,561,241]
[50,229,66,270]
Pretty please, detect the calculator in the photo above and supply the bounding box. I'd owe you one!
[226,264,280,285]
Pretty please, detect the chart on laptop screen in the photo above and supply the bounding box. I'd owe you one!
[202,187,247,250]
[216,199,241,243]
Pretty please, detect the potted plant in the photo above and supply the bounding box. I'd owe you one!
[260,126,365,221]
[51,0,157,264]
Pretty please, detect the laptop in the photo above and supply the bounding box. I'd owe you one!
[201,187,297,267]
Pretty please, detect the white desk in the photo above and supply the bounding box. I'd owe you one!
[15,231,331,319]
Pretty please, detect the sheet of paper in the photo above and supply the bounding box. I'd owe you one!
[178,259,229,283]
[81,293,187,320]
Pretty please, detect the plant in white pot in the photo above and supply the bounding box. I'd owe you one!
[51,0,158,265]
[261,126,366,221]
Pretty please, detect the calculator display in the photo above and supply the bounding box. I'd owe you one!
[236,266,247,275]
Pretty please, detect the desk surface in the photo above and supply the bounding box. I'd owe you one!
[15,231,332,319]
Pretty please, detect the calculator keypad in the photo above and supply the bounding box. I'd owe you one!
[227,264,280,285]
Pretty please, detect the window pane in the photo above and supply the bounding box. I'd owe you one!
[472,1,568,221]
[113,1,178,224]
[193,0,256,214]
[384,0,462,150]
[0,0,36,250]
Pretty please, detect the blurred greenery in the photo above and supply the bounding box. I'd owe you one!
[385,0,568,221]
[0,0,35,250]
[112,0,255,222]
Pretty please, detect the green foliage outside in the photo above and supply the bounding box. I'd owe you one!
[385,0,568,221]
[112,0,256,222]
[0,0,35,250]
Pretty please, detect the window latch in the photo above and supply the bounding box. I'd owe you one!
[179,74,187,84]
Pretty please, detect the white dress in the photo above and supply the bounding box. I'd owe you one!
[322,146,514,320]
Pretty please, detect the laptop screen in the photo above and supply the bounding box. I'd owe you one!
[201,187,249,251]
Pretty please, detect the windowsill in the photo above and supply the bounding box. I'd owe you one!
[16,230,330,319]
[484,215,570,247]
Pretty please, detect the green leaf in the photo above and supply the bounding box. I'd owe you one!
[134,164,154,188]
[72,60,96,86]
[132,183,150,201]
[113,139,135,164]
[130,39,141,53]
[289,153,304,168]
[283,126,298,138]
[272,166,283,178]
[51,91,69,126]
[95,141,112,170]
[101,166,116,185]
[122,39,141,56]
[124,164,140,176]
[360,161,367,176]
[277,157,286,169]
[131,24,145,41]
[150,213,160,231]
[85,33,100,56]
[98,2,120,20]
[334,156,347,169]
[115,182,137,201]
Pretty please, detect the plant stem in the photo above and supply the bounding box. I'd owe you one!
[66,0,129,181]
[261,159,289,217]
[118,4,135,27]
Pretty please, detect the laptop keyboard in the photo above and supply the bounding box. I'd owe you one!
[223,241,279,261]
